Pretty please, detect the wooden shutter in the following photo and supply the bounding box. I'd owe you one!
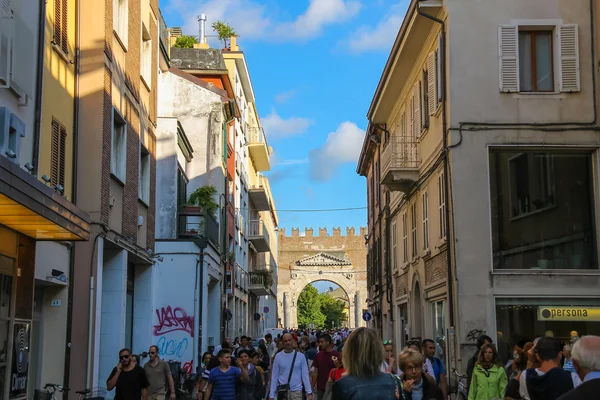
[51,119,60,185]
[559,24,580,92]
[61,0,68,53]
[437,33,443,102]
[413,82,421,136]
[53,0,61,46]
[427,52,437,115]
[59,124,66,187]
[498,25,519,92]
[409,97,415,140]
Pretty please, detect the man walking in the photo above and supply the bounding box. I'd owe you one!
[422,339,447,398]
[269,333,312,400]
[265,333,277,359]
[519,337,581,400]
[204,349,249,400]
[235,336,256,358]
[143,345,176,400]
[557,335,600,400]
[107,348,150,400]
[311,334,339,399]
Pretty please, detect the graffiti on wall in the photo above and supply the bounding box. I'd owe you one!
[153,306,195,336]
[153,305,194,374]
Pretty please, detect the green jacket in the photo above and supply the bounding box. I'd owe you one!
[467,364,507,400]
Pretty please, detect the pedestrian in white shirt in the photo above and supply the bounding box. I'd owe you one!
[269,333,313,400]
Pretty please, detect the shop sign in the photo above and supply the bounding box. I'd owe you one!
[9,323,30,399]
[538,306,600,321]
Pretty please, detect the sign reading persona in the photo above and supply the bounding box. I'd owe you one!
[538,306,600,321]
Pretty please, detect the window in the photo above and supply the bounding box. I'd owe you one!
[519,31,554,92]
[0,108,25,164]
[411,204,418,259]
[427,51,438,117]
[141,23,152,87]
[402,213,408,263]
[508,153,555,218]
[422,191,429,250]
[412,82,422,136]
[113,0,128,47]
[422,69,430,128]
[111,109,127,182]
[53,0,68,54]
[489,149,596,270]
[438,173,446,239]
[139,145,150,204]
[391,220,397,270]
[499,24,580,93]
[51,118,67,188]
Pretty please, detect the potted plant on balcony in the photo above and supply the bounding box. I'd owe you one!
[211,21,238,50]
[182,185,218,235]
[228,251,236,264]
[253,268,273,289]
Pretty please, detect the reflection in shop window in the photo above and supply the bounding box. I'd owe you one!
[489,150,597,270]
[496,298,600,354]
[432,300,445,365]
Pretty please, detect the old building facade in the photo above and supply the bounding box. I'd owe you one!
[277,228,368,329]
[359,0,600,373]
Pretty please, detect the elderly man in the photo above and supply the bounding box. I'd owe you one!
[557,336,600,400]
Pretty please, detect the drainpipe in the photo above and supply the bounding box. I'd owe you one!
[64,0,81,395]
[32,0,46,176]
[197,14,207,44]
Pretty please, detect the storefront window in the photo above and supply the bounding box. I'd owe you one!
[0,256,14,400]
[432,301,446,364]
[489,150,597,270]
[496,298,600,350]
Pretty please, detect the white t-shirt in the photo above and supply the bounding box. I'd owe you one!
[269,351,312,398]
[519,368,582,400]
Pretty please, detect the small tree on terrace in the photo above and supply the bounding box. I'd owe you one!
[174,35,197,48]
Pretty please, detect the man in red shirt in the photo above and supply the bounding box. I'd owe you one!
[311,334,340,399]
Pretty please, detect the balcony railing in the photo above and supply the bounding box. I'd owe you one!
[248,220,270,253]
[247,127,267,145]
[178,205,219,246]
[158,9,169,53]
[246,126,270,171]
[203,35,227,49]
[380,135,420,192]
[249,174,272,211]
[248,270,272,296]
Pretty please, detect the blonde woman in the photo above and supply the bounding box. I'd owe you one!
[331,327,400,400]
[398,349,444,400]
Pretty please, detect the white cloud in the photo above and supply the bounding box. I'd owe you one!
[274,89,296,104]
[347,1,408,53]
[166,0,361,42]
[261,109,313,139]
[309,122,364,181]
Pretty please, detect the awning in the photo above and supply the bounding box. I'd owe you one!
[0,156,90,240]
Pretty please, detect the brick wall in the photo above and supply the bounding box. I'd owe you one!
[146,128,156,249]
[126,0,141,103]
[105,0,113,58]
[122,98,140,239]
[149,19,158,124]
[101,66,112,224]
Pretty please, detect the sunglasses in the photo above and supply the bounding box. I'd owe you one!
[383,340,393,345]
[120,355,130,360]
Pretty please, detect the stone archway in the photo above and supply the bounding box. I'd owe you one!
[278,252,368,329]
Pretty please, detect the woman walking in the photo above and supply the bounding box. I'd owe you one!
[331,327,400,400]
[468,344,507,400]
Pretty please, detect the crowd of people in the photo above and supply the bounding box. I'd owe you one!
[104,329,600,400]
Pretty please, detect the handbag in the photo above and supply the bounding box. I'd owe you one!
[276,350,298,400]
[321,368,336,400]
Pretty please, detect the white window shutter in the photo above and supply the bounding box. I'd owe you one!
[559,24,580,92]
[498,25,519,92]
[413,83,421,136]
[427,52,437,115]
[437,33,443,102]
[409,97,415,139]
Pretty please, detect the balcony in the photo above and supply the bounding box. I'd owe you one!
[381,135,420,192]
[248,220,270,253]
[248,270,273,296]
[178,205,219,247]
[247,127,271,171]
[249,175,272,211]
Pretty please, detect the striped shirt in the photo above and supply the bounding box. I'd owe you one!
[208,367,241,399]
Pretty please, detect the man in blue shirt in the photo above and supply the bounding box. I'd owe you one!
[204,349,249,400]
[557,335,600,400]
[423,339,447,399]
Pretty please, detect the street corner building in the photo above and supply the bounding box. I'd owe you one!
[357,0,600,376]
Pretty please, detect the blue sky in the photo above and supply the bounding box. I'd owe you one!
[160,0,409,232]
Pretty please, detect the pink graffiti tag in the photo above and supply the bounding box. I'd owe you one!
[153,306,194,337]
[182,361,193,375]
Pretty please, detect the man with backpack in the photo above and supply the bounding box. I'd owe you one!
[422,339,447,399]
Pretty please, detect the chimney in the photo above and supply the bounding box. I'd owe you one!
[197,14,207,44]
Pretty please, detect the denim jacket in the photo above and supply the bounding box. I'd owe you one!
[332,372,399,400]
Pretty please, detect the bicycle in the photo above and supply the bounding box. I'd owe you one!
[42,383,106,400]
[447,369,468,400]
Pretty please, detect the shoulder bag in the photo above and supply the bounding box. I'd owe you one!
[276,351,298,400]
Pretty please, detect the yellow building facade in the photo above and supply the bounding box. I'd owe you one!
[39,0,76,200]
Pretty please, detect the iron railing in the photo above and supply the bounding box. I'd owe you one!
[381,134,420,178]
[249,271,272,289]
[247,126,268,146]
[248,219,270,244]
[158,10,169,53]
[178,206,219,246]
[251,174,272,201]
